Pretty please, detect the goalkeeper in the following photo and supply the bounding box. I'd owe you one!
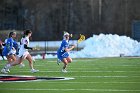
[57,32,75,73]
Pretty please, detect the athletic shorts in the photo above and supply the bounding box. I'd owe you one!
[57,52,69,61]
[18,51,29,59]
[2,48,16,56]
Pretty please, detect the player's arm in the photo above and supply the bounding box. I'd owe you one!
[23,39,33,50]
[2,43,5,46]
[64,45,75,52]
[24,44,33,50]
[7,39,13,52]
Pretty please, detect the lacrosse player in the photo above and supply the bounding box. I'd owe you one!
[57,32,75,73]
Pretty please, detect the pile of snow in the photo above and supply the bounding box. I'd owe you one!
[70,34,140,58]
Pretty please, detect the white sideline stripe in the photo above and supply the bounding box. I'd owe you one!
[1,63,139,67]
[70,75,138,78]
[46,81,140,84]
[34,64,140,67]
[73,59,98,62]
[0,88,140,91]
[19,70,140,73]
[17,71,140,78]
[34,65,45,66]
[48,61,56,62]
[43,59,96,62]
[34,62,139,66]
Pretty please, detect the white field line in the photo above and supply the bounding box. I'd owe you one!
[48,61,56,62]
[73,59,99,62]
[46,81,140,84]
[37,65,140,67]
[69,68,140,70]
[37,59,99,62]
[19,70,140,73]
[0,88,140,91]
[72,76,140,78]
[34,64,140,67]
[17,70,140,78]
[43,59,98,62]
[47,60,140,66]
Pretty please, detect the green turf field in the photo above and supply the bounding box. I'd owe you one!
[0,57,140,93]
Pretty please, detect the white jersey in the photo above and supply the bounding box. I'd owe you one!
[20,37,29,51]
[18,37,30,58]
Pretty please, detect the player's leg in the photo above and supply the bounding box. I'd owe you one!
[62,58,68,73]
[9,55,16,63]
[26,54,39,73]
[18,51,25,68]
[0,49,4,60]
[19,61,25,68]
[18,56,25,68]
[2,56,26,73]
[57,55,62,65]
[56,52,62,65]
[1,55,17,73]
[6,56,12,63]
[5,56,12,72]
[66,56,72,63]
[1,56,11,73]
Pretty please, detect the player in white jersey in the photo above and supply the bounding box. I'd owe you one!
[18,35,31,59]
[1,30,39,73]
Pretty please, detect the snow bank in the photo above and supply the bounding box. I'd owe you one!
[70,34,140,58]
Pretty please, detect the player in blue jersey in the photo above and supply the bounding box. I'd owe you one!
[13,40,19,55]
[1,32,17,72]
[1,30,39,73]
[57,32,75,73]
[2,32,17,62]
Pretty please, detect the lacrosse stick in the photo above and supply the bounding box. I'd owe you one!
[33,45,40,50]
[77,34,85,43]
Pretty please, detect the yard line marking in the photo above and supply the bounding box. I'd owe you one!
[0,88,140,91]
[71,75,140,78]
[73,76,129,78]
[37,64,140,67]
[48,61,56,62]
[73,59,99,62]
[34,65,45,66]
[118,65,140,66]
[45,59,98,62]
[19,70,140,73]
[46,81,140,84]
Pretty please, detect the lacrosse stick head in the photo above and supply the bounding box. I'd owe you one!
[78,34,85,43]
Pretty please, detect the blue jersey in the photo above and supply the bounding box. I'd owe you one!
[13,40,19,54]
[57,40,69,61]
[13,41,18,49]
[2,38,15,56]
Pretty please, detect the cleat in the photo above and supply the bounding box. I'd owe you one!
[1,69,8,74]
[30,69,39,73]
[57,59,61,65]
[5,69,10,72]
[62,69,67,73]
[19,63,25,68]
